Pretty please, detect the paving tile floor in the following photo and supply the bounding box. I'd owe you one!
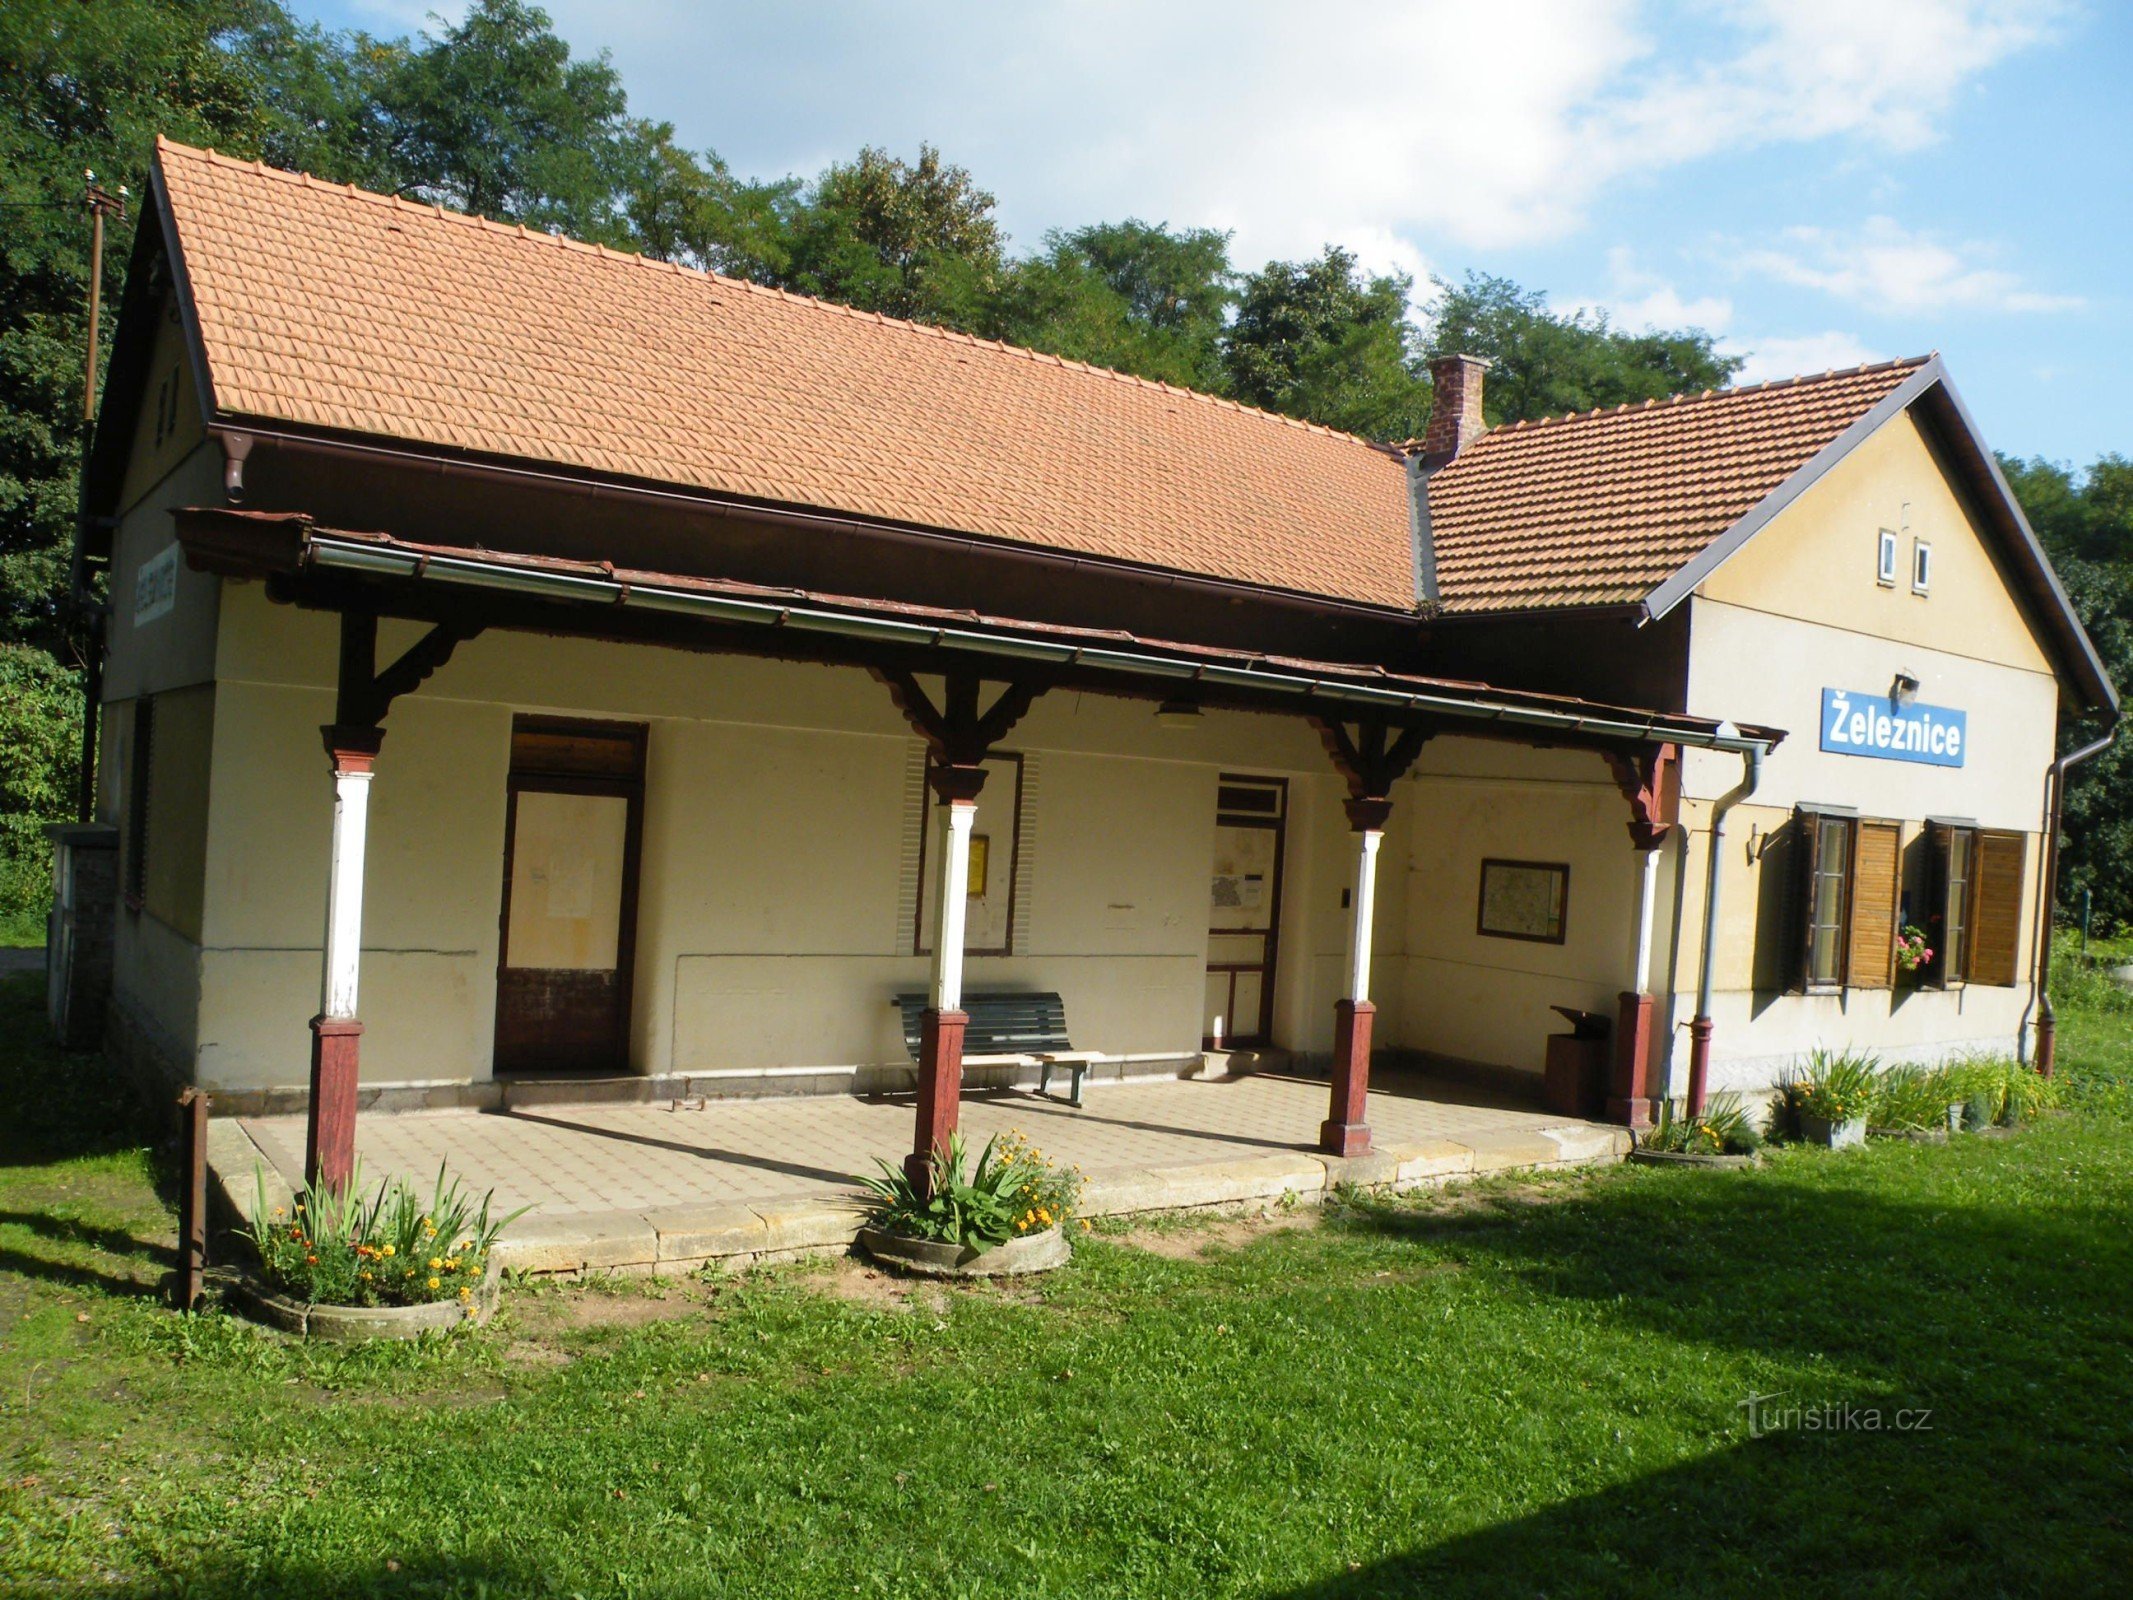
[238,1069,1602,1220]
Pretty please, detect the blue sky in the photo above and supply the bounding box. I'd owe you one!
[298,1,2131,466]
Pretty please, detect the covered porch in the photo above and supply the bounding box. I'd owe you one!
[171,509,1776,1203]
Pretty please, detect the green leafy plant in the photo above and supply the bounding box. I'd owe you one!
[1643,1092,1763,1156]
[1780,1047,1881,1129]
[1945,1056,2063,1128]
[856,1129,1080,1254]
[244,1161,525,1307]
[1870,1064,1963,1132]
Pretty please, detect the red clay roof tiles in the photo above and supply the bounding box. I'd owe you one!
[152,139,1932,620]
[1423,359,1930,611]
[154,138,1419,611]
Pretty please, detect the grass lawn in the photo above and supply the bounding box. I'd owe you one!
[2,966,2131,1597]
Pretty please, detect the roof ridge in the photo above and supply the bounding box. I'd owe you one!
[154,136,1376,452]
[1477,354,1932,438]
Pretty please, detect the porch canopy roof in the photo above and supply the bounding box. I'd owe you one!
[174,507,1784,758]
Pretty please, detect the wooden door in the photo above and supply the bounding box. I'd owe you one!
[494,718,645,1076]
[1203,777,1286,1048]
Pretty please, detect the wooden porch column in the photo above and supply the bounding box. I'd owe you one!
[910,762,986,1188]
[875,668,1044,1193]
[308,723,382,1191]
[304,611,478,1193]
[1311,716,1434,1159]
[1324,797,1391,1157]
[1604,744,1679,1130]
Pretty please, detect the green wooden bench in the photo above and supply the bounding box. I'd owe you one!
[893,991,1096,1107]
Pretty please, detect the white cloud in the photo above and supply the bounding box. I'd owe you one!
[1727,332,1886,385]
[531,0,2064,261]
[1731,216,2084,314]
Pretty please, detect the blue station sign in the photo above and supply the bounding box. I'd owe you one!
[1820,688,1966,767]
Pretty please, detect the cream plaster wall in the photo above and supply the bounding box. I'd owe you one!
[186,581,1437,1090]
[1668,408,2062,1090]
[1380,739,1653,1077]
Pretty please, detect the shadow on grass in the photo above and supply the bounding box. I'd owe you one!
[0,970,161,1168]
[1291,1149,2133,1595]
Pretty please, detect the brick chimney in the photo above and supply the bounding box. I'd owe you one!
[1422,354,1490,460]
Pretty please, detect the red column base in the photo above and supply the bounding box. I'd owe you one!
[2035,1012,2057,1080]
[1686,1015,1714,1118]
[1608,990,1656,1129]
[306,1015,363,1192]
[1320,998,1375,1157]
[907,1009,967,1193]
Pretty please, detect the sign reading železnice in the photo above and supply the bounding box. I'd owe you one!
[1820,687,1966,767]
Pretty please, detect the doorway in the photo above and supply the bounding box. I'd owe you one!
[493,717,646,1076]
[1203,775,1286,1048]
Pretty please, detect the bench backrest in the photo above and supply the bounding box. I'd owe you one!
[894,991,1072,1057]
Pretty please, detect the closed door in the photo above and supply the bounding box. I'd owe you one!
[1204,777,1286,1048]
[494,719,645,1075]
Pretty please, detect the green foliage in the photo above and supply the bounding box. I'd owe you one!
[1867,1063,1963,1132]
[1999,454,2133,930]
[856,1128,1076,1252]
[0,643,80,933]
[1425,271,1741,424]
[1643,1090,1762,1155]
[1780,1047,1882,1127]
[995,220,1236,391]
[242,1159,522,1307]
[0,0,271,652]
[1223,247,1432,440]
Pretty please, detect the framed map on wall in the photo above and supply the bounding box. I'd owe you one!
[1477,858,1569,944]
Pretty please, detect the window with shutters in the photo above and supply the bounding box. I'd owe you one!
[1792,807,1902,992]
[1928,823,2026,987]
[124,696,154,911]
[1928,827,2022,989]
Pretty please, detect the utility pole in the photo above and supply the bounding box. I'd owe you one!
[82,171,127,421]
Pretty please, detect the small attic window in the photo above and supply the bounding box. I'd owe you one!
[1912,539,1933,595]
[1877,529,1898,586]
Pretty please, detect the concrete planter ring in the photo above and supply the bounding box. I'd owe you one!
[1800,1112,1868,1151]
[214,1263,501,1341]
[857,1224,1070,1278]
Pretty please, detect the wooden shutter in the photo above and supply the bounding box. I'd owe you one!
[1844,819,1902,988]
[1965,830,2027,987]
[1789,807,1818,992]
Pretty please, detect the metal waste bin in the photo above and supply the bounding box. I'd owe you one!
[1543,1005,1611,1118]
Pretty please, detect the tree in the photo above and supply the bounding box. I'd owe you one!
[993,220,1234,390]
[777,144,1006,331]
[1425,272,1739,425]
[2001,454,2133,930]
[1222,247,1431,440]
[0,0,271,655]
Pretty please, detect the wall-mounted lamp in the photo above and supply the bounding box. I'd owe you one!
[1155,696,1203,730]
[1892,670,1921,707]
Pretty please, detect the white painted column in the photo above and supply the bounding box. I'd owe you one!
[929,797,977,1012]
[319,763,374,1020]
[1346,828,1384,1002]
[1632,842,1662,994]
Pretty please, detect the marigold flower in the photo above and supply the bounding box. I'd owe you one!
[428,1257,443,1270]
[381,1244,395,1257]
[428,1276,441,1289]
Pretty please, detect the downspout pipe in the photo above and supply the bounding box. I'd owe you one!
[2028,719,2118,1077]
[1687,741,1763,1116]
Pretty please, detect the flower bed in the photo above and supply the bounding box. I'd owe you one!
[237,1161,524,1330]
[1635,1091,1763,1164]
[855,1129,1082,1277]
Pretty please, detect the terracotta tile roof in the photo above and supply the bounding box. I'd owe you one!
[152,138,1418,611]
[1424,358,1932,612]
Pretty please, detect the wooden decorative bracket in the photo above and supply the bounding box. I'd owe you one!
[331,610,483,734]
[875,668,1045,794]
[1602,742,1679,851]
[1312,715,1436,827]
